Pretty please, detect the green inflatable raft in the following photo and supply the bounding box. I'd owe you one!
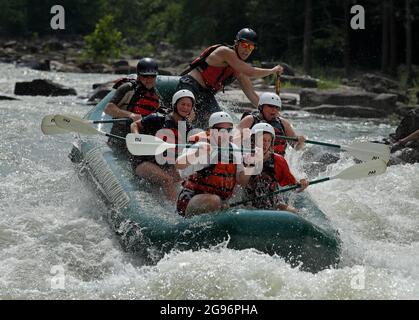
[68,75,341,273]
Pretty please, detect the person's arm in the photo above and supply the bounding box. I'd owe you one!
[130,120,142,134]
[219,47,283,78]
[236,74,259,106]
[104,83,142,121]
[399,129,419,144]
[282,118,305,151]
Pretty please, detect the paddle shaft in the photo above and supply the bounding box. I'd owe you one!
[275,73,281,95]
[230,177,330,207]
[89,118,132,124]
[278,135,341,149]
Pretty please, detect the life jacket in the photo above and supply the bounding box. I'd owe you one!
[263,153,297,187]
[113,77,160,116]
[251,111,287,155]
[245,153,296,209]
[183,149,237,200]
[155,115,192,164]
[181,44,237,93]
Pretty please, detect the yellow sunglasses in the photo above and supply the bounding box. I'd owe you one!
[239,41,255,51]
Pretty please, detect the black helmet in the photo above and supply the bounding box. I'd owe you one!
[236,28,258,45]
[137,58,159,76]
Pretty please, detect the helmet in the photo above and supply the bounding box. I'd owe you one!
[172,89,195,107]
[251,123,275,137]
[236,28,258,45]
[172,89,195,117]
[258,92,282,110]
[208,111,234,128]
[137,58,159,76]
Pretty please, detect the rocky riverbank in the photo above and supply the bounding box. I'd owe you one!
[2,36,418,120]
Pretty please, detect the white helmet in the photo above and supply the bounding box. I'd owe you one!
[208,111,234,128]
[172,89,195,107]
[258,92,282,110]
[251,123,275,137]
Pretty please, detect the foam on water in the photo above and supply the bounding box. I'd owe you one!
[1,63,418,299]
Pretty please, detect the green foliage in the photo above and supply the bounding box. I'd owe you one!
[0,0,418,73]
[83,15,124,63]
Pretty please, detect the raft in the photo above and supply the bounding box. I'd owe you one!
[68,75,341,273]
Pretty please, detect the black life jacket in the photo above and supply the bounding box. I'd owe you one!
[251,111,288,155]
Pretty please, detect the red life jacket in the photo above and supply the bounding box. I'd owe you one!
[127,89,160,116]
[113,77,160,116]
[182,44,238,93]
[245,153,296,209]
[251,111,288,155]
[271,153,297,186]
[183,161,237,200]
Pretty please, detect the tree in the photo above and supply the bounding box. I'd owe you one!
[303,0,313,75]
[381,0,390,74]
[83,15,123,63]
[389,0,397,76]
[343,0,351,77]
[405,0,413,85]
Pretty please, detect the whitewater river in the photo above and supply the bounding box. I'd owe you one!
[0,63,418,299]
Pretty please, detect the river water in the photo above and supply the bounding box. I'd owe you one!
[0,63,418,299]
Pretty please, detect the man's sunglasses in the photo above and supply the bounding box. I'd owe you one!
[240,41,256,51]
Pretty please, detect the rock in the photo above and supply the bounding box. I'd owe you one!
[396,103,419,117]
[300,89,398,114]
[391,147,419,164]
[360,73,400,93]
[17,56,51,71]
[370,93,398,113]
[14,79,77,96]
[42,41,65,51]
[303,104,387,118]
[4,41,17,48]
[392,109,419,141]
[0,94,19,101]
[281,75,318,88]
[92,81,115,90]
[388,89,409,104]
[300,88,374,108]
[77,62,113,74]
[88,81,116,103]
[280,93,298,106]
[112,60,129,68]
[301,146,341,178]
[50,60,82,73]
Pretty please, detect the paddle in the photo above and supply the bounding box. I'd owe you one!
[275,72,281,95]
[126,134,253,156]
[230,159,388,207]
[41,114,131,135]
[278,135,390,162]
[54,114,125,141]
[41,115,71,135]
